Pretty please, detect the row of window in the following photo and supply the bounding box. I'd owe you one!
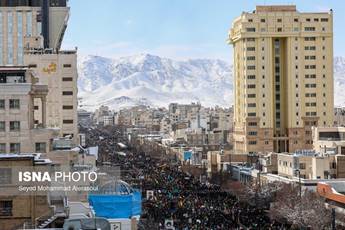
[0,121,20,131]
[246,64,325,71]
[0,99,20,109]
[29,63,73,68]
[246,92,318,99]
[0,142,46,154]
[250,18,329,23]
[246,83,320,89]
[246,74,324,80]
[246,26,327,33]
[246,36,325,42]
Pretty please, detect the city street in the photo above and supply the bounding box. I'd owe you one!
[82,126,286,229]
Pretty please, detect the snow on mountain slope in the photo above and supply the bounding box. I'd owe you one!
[78,54,233,111]
[78,53,345,111]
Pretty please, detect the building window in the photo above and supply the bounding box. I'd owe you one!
[0,143,5,153]
[305,84,316,88]
[9,121,20,131]
[7,11,13,65]
[63,105,73,110]
[26,11,32,36]
[17,12,23,65]
[248,122,257,127]
[305,37,316,41]
[63,64,72,68]
[248,141,257,145]
[63,120,74,124]
[294,18,298,22]
[9,143,20,153]
[321,18,328,22]
[62,77,73,81]
[247,84,256,89]
[260,18,265,23]
[304,27,315,32]
[0,121,4,132]
[0,100,5,110]
[248,131,257,136]
[247,65,255,70]
[9,99,20,109]
[299,163,306,169]
[247,103,256,108]
[248,112,256,117]
[0,200,12,216]
[35,143,46,153]
[0,12,2,65]
[247,47,255,51]
[62,91,73,96]
[246,27,256,32]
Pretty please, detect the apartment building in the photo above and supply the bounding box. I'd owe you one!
[0,154,57,230]
[229,5,334,154]
[312,126,345,155]
[277,151,345,179]
[0,67,59,153]
[0,0,78,143]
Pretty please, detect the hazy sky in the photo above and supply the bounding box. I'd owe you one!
[62,0,344,61]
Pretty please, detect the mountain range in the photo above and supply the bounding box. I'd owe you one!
[78,53,345,111]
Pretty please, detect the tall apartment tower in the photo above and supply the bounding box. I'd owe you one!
[0,0,78,146]
[229,5,334,154]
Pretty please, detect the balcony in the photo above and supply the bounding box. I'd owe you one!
[0,83,31,95]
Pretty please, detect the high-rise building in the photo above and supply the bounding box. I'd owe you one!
[0,0,78,148]
[229,5,334,154]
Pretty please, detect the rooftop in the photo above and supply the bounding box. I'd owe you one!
[256,5,296,12]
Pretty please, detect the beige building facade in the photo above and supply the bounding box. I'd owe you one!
[25,51,78,142]
[0,0,78,145]
[277,152,345,179]
[229,5,334,154]
[0,67,59,153]
[312,126,345,155]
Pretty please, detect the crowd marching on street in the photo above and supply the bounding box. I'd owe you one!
[81,126,287,229]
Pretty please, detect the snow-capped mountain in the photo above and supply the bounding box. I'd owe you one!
[78,53,345,111]
[78,54,233,111]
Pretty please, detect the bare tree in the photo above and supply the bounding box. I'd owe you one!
[270,183,332,229]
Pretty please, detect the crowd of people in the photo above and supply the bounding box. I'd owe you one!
[82,126,287,229]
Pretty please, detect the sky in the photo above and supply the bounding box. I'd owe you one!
[62,0,345,61]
